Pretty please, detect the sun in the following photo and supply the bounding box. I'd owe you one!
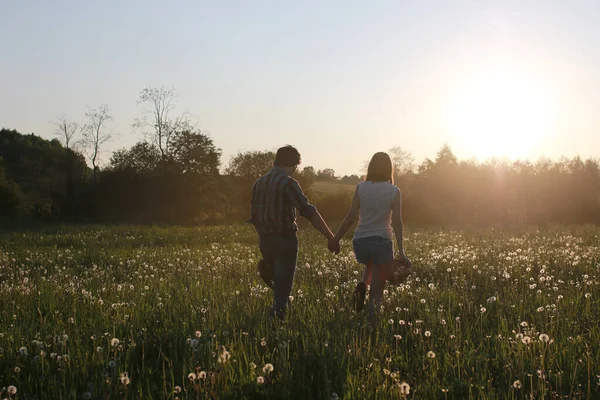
[445,68,555,160]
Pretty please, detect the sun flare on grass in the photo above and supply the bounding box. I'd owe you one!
[445,68,556,160]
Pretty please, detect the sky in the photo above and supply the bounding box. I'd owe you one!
[1,0,599,176]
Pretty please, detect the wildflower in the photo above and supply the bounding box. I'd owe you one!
[539,333,550,343]
[383,368,391,375]
[388,319,394,325]
[513,380,522,389]
[120,372,130,385]
[585,293,592,299]
[399,382,410,395]
[261,340,267,347]
[263,363,274,374]
[537,307,544,312]
[19,346,27,356]
[480,307,486,313]
[188,372,196,381]
[522,336,531,345]
[425,331,431,337]
[195,330,202,339]
[96,346,103,353]
[111,338,120,347]
[257,376,265,384]
[14,367,20,373]
[399,320,406,326]
[174,386,182,393]
[7,385,17,395]
[427,351,436,359]
[487,296,497,303]
[218,347,231,363]
[198,371,207,380]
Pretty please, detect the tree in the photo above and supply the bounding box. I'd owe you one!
[299,166,317,187]
[434,144,458,169]
[82,104,113,182]
[52,115,79,149]
[0,159,25,216]
[317,168,336,181]
[109,142,161,174]
[302,166,316,179]
[171,130,221,175]
[226,151,275,181]
[133,87,192,166]
[389,146,415,177]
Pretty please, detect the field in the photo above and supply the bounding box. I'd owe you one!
[310,181,355,196]
[0,225,599,399]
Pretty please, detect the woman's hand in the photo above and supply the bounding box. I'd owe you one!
[398,253,412,268]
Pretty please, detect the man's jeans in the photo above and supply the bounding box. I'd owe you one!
[259,232,298,320]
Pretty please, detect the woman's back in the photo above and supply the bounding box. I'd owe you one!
[353,181,399,240]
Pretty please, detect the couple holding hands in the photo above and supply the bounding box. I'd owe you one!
[249,146,412,321]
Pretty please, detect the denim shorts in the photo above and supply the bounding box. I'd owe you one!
[352,236,394,265]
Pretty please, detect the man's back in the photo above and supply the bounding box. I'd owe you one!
[249,166,316,235]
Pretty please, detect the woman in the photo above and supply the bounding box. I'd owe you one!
[330,152,411,320]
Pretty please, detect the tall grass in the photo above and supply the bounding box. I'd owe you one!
[0,225,598,399]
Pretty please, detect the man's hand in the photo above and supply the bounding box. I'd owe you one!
[328,238,340,254]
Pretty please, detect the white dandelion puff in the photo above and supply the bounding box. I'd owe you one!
[263,363,274,374]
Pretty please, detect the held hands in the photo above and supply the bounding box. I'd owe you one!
[327,237,341,254]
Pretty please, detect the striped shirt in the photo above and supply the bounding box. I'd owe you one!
[248,166,317,234]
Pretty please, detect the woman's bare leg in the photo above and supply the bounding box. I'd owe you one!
[367,262,391,323]
[362,261,373,286]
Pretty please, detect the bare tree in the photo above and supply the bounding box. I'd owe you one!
[52,115,79,149]
[82,104,113,182]
[389,146,415,176]
[133,87,192,166]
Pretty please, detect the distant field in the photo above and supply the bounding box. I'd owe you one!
[310,180,356,196]
[1,225,599,399]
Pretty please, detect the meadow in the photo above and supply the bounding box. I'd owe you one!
[0,224,599,399]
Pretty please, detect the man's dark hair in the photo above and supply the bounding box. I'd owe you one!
[274,145,301,167]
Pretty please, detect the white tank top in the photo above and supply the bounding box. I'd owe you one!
[353,181,399,240]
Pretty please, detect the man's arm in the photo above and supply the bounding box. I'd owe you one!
[333,186,360,241]
[285,179,334,240]
[307,210,335,240]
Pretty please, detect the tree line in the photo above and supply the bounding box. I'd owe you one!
[1,87,599,226]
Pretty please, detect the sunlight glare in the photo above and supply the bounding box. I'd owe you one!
[445,68,555,160]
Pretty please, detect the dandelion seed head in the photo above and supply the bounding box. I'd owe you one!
[513,380,522,389]
[399,382,410,394]
[263,363,274,373]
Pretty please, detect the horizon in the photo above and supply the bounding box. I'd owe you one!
[2,1,599,176]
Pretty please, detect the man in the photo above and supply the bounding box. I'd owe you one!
[248,145,339,320]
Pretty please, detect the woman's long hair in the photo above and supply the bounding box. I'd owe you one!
[365,152,394,184]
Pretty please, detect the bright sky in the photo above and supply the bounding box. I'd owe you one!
[1,1,599,175]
